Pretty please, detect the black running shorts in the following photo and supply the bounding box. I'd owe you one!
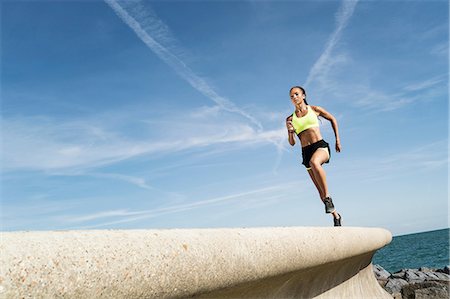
[301,139,331,169]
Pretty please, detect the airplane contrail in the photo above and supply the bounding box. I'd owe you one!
[104,0,263,131]
[304,0,359,87]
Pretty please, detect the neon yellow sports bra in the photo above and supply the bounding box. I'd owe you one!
[292,106,319,135]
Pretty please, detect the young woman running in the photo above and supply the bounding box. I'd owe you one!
[285,86,342,226]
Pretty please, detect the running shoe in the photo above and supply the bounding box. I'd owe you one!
[323,197,335,213]
[334,214,342,227]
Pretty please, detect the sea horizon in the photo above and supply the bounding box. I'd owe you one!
[393,227,450,238]
[373,227,449,273]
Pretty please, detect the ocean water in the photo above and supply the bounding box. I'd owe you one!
[373,228,449,273]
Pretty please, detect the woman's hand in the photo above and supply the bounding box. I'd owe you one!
[286,119,295,133]
[335,140,341,152]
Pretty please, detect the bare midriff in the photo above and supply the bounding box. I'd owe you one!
[298,127,323,148]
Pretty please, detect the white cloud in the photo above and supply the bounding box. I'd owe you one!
[430,42,448,57]
[402,75,447,92]
[1,117,146,172]
[350,74,447,112]
[419,23,448,41]
[64,209,136,223]
[61,181,304,228]
[49,172,154,190]
[338,139,448,182]
[1,109,285,173]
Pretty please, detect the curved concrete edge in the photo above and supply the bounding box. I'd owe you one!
[197,253,387,299]
[0,227,392,298]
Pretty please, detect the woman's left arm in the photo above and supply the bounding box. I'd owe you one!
[313,106,341,152]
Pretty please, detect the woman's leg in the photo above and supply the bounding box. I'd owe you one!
[309,149,340,219]
[307,169,325,199]
[309,149,330,198]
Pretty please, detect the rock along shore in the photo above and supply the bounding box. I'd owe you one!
[373,264,450,299]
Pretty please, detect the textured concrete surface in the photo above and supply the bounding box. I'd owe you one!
[0,227,392,298]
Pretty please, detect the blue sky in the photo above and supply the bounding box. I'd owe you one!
[1,0,448,236]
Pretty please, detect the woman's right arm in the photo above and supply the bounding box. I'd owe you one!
[286,116,296,146]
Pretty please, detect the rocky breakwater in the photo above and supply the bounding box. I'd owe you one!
[374,265,450,299]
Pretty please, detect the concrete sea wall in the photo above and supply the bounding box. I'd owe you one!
[1,227,392,298]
